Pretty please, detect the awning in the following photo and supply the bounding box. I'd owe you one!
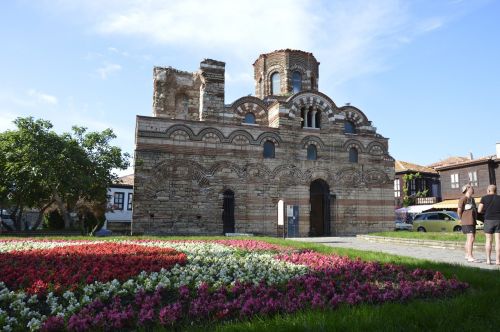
[395,205,433,214]
[432,197,481,210]
[407,204,434,214]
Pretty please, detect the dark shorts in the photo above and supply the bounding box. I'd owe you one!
[484,219,500,234]
[462,225,476,234]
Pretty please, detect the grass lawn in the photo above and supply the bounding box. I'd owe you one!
[2,235,499,331]
[370,231,487,244]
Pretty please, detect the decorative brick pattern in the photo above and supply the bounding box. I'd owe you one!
[133,50,395,236]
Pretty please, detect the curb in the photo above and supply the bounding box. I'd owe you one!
[357,235,486,250]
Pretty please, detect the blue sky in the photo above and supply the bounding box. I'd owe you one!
[1,0,499,174]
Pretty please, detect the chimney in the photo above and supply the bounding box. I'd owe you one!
[469,152,473,160]
[496,142,500,159]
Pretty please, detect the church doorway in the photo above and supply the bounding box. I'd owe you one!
[222,190,235,234]
[309,179,331,236]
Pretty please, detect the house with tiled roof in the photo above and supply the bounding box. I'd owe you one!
[104,174,134,234]
[394,160,441,208]
[431,144,500,200]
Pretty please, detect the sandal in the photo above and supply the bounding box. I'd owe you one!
[467,258,479,263]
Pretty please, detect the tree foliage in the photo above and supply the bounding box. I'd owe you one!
[0,117,130,231]
[401,172,429,207]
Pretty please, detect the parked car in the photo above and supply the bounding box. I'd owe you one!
[94,229,113,237]
[394,220,413,231]
[0,210,14,230]
[412,211,462,232]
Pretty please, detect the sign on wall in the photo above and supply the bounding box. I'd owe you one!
[287,205,299,237]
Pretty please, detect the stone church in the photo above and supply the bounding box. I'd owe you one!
[133,49,394,236]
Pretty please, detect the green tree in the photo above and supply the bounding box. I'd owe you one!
[0,118,58,230]
[0,117,130,231]
[68,126,130,234]
[401,172,429,207]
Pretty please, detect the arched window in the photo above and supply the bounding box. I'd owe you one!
[292,71,302,93]
[244,112,256,124]
[271,72,280,95]
[315,111,321,128]
[258,78,263,97]
[349,147,358,163]
[344,121,356,134]
[301,107,306,128]
[307,144,317,160]
[263,141,275,159]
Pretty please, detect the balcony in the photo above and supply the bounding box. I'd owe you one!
[415,197,438,205]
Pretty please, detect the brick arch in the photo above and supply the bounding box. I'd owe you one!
[342,139,365,153]
[266,64,285,95]
[339,105,370,126]
[244,163,272,179]
[286,91,337,121]
[229,97,268,124]
[300,135,326,150]
[305,167,332,183]
[196,127,226,143]
[289,64,307,74]
[208,161,245,178]
[335,167,364,186]
[363,168,391,185]
[148,159,210,191]
[256,132,282,146]
[227,130,256,145]
[289,65,307,85]
[271,164,306,182]
[366,141,387,156]
[165,124,196,140]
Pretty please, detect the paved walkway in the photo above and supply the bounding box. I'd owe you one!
[288,236,500,271]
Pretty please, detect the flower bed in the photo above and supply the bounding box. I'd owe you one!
[0,239,468,331]
[0,243,187,294]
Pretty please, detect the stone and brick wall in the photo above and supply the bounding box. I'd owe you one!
[133,50,395,236]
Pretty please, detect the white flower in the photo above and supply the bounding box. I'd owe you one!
[27,317,41,331]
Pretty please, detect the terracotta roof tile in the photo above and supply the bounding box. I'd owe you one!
[395,160,438,174]
[115,174,134,186]
[429,155,496,169]
[427,156,471,168]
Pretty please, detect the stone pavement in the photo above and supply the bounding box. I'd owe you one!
[288,236,500,271]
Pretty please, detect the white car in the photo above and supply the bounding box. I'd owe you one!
[395,220,413,231]
[1,210,14,229]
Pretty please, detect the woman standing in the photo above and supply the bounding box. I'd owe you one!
[457,184,477,263]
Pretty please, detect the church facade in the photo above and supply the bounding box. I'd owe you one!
[132,49,394,236]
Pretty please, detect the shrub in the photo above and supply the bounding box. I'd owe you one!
[43,210,65,230]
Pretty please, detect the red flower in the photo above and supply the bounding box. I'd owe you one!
[0,243,187,294]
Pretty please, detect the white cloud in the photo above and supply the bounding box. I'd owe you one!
[417,17,445,33]
[27,89,59,105]
[95,0,311,51]
[42,0,459,88]
[96,63,122,79]
[0,111,17,132]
